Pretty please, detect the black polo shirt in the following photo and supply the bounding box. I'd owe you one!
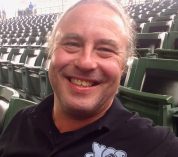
[0,95,178,157]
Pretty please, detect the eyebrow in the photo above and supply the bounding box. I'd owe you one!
[60,33,83,41]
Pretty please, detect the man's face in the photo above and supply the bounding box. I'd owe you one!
[49,3,129,119]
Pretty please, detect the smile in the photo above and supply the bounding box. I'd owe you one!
[70,78,94,87]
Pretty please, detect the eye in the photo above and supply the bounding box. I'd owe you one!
[97,47,116,53]
[62,41,82,52]
[96,46,118,58]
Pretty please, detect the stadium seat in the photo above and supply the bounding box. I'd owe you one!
[0,97,36,135]
[151,14,176,22]
[161,31,178,49]
[0,85,19,132]
[25,36,37,47]
[11,48,44,93]
[0,48,20,85]
[8,38,19,47]
[160,8,178,16]
[124,57,178,94]
[155,49,178,59]
[0,47,8,61]
[7,48,28,88]
[136,32,167,56]
[21,49,47,100]
[119,57,178,135]
[118,86,178,135]
[141,20,173,33]
[171,19,178,31]
[136,32,167,49]
[0,47,14,85]
[39,67,53,99]
[22,50,52,102]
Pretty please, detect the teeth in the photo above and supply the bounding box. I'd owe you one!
[71,78,93,87]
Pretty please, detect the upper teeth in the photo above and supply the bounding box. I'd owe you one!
[71,78,93,87]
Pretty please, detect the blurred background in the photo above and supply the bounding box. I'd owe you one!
[0,0,161,19]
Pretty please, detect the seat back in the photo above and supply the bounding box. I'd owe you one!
[0,85,19,132]
[24,49,44,67]
[136,32,167,49]
[0,47,7,58]
[142,20,173,33]
[155,49,178,59]
[10,48,27,64]
[162,31,178,49]
[125,57,178,107]
[1,97,36,135]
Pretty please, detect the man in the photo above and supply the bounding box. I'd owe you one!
[0,0,178,157]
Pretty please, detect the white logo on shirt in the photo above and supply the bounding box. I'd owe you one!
[85,142,127,157]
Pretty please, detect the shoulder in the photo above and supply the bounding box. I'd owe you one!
[114,98,178,156]
[124,111,178,156]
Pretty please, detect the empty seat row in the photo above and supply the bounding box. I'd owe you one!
[136,31,178,53]
[0,47,52,102]
[128,0,178,19]
[0,36,48,48]
[135,17,178,33]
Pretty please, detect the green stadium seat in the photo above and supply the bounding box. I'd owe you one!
[0,97,36,135]
[0,85,19,132]
[162,31,178,49]
[12,48,44,93]
[155,49,178,59]
[21,49,48,101]
[171,19,178,31]
[142,20,173,33]
[119,57,178,135]
[0,47,15,85]
[7,48,28,88]
[136,32,167,57]
[39,67,53,99]
[118,86,178,135]
[136,32,167,49]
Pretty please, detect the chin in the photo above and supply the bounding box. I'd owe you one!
[65,103,99,120]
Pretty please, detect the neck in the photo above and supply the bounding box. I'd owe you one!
[52,106,107,133]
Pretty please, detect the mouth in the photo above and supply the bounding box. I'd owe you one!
[69,78,99,87]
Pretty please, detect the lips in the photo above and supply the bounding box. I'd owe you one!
[68,76,100,88]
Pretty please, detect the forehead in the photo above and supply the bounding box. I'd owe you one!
[54,3,129,50]
[59,3,127,34]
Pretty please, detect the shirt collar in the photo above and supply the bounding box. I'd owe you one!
[30,95,132,139]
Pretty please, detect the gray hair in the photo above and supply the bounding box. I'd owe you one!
[47,0,136,60]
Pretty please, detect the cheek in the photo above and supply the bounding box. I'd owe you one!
[51,50,73,69]
[100,58,124,81]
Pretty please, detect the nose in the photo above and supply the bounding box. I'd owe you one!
[74,47,97,71]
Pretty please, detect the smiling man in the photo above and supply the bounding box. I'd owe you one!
[0,0,178,157]
[48,1,129,132]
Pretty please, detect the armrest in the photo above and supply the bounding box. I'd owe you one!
[0,60,10,64]
[22,65,41,73]
[24,65,41,69]
[119,86,175,106]
[9,62,24,66]
[39,69,48,75]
